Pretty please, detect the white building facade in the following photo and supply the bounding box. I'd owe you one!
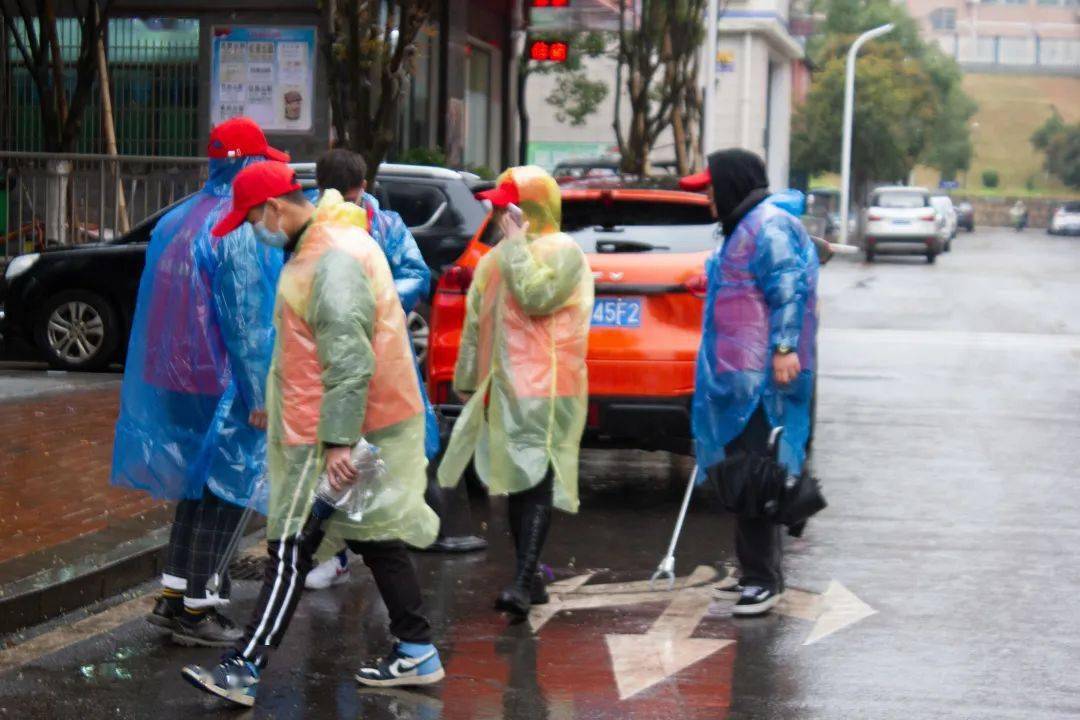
[525,0,805,189]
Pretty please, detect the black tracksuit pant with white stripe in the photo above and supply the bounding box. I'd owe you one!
[235,514,432,667]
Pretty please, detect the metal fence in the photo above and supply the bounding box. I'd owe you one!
[1,151,207,259]
[2,18,200,156]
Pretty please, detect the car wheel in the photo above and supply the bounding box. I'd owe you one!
[35,290,119,371]
[408,304,430,368]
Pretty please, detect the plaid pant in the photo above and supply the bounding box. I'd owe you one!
[163,487,245,607]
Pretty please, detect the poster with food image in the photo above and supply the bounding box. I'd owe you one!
[210,26,316,133]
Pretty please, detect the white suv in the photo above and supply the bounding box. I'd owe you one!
[864,186,941,264]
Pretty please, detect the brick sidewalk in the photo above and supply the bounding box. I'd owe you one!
[0,389,164,566]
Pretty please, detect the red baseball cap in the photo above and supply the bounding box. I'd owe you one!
[207,116,289,162]
[678,169,711,192]
[475,179,520,208]
[211,161,302,237]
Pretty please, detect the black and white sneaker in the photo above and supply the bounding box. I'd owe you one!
[171,608,243,647]
[732,585,781,616]
[355,641,445,688]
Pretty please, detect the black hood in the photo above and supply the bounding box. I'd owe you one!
[706,149,770,236]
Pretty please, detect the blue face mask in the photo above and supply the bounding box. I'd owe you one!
[252,206,289,248]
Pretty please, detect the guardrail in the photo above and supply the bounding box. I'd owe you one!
[1,151,207,260]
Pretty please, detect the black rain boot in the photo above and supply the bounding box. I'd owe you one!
[495,505,551,619]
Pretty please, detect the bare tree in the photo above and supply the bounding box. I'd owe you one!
[1,0,112,152]
[613,0,709,175]
[320,0,436,186]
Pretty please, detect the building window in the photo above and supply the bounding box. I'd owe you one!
[1003,0,1027,5]
[1035,0,1060,6]
[465,43,493,170]
[930,8,957,31]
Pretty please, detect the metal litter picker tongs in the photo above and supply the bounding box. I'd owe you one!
[649,464,699,590]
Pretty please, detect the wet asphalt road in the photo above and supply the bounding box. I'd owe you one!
[2,227,1080,719]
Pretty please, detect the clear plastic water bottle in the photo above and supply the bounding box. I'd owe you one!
[311,440,383,522]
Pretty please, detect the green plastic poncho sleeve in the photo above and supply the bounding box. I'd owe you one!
[453,274,485,395]
[498,232,586,317]
[307,249,376,446]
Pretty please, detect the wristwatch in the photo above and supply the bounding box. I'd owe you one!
[776,344,794,355]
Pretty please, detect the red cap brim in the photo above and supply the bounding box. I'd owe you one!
[678,170,711,192]
[264,146,290,162]
[476,182,519,208]
[211,208,249,238]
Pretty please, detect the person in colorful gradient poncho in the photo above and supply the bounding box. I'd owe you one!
[438,165,594,619]
[181,162,443,708]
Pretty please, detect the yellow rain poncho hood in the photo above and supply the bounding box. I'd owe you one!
[438,166,594,513]
[266,190,438,547]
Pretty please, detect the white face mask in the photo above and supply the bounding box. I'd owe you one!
[252,204,289,248]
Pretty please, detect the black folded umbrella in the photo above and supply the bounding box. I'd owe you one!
[708,451,826,528]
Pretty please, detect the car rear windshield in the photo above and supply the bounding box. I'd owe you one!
[1063,202,1080,213]
[478,198,718,251]
[873,191,928,209]
[568,224,717,253]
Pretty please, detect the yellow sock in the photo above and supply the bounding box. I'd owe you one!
[162,588,183,599]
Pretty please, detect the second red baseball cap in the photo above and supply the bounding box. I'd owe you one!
[475,179,520,208]
[211,161,302,237]
[678,169,711,192]
[208,116,290,162]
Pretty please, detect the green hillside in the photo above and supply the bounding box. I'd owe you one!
[914,73,1080,196]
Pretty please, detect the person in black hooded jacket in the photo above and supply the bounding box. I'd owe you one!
[681,149,820,616]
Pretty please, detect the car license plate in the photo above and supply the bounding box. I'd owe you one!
[591,297,642,328]
[892,218,911,225]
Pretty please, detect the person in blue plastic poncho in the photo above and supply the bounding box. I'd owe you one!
[301,149,481,591]
[110,117,287,646]
[680,149,819,618]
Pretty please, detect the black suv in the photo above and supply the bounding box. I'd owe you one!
[0,163,486,371]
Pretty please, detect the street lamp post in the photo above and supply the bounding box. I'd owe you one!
[839,23,894,247]
[702,0,719,159]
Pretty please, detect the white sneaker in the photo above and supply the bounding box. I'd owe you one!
[304,556,350,590]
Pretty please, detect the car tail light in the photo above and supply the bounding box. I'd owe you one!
[683,273,708,298]
[867,212,883,221]
[918,210,936,221]
[440,266,473,294]
[434,382,453,404]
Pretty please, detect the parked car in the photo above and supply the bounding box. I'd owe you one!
[1048,201,1080,236]
[428,188,715,454]
[955,200,975,232]
[0,163,484,370]
[863,186,941,263]
[930,195,958,252]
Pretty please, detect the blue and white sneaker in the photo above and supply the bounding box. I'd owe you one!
[355,641,445,688]
[181,651,260,707]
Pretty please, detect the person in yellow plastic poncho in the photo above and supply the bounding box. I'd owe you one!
[181,162,443,709]
[438,165,594,619]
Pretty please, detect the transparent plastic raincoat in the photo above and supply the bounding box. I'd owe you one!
[361,192,440,460]
[693,196,819,477]
[265,191,438,547]
[437,166,594,514]
[111,157,282,506]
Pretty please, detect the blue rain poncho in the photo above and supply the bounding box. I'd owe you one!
[693,195,819,477]
[362,192,440,460]
[111,157,282,507]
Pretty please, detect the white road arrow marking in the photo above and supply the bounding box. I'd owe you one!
[528,565,718,634]
[802,580,877,645]
[775,580,876,645]
[604,586,733,700]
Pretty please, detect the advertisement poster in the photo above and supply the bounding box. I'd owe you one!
[211,26,316,132]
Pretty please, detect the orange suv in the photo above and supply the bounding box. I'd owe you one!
[427,187,716,455]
